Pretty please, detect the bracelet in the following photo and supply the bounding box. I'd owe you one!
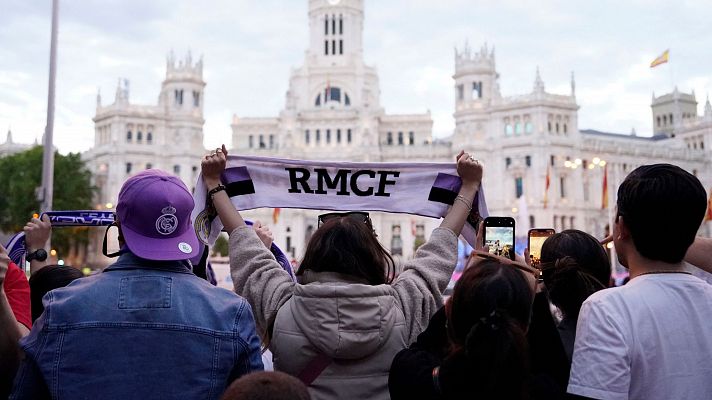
[454,195,472,210]
[208,184,227,200]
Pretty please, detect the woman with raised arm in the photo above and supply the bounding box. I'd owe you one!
[201,145,483,400]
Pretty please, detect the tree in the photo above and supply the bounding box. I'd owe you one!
[0,146,95,259]
[212,234,229,257]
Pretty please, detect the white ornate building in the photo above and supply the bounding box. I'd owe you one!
[0,129,32,158]
[84,0,712,266]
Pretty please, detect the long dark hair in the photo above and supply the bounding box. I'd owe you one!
[540,230,609,319]
[297,216,395,285]
[29,265,84,322]
[443,260,534,399]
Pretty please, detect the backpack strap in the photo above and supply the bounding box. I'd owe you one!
[297,353,332,386]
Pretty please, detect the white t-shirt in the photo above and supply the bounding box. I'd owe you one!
[568,273,712,400]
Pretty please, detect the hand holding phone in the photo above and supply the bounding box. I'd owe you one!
[528,228,555,269]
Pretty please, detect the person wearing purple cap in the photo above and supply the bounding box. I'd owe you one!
[10,169,263,400]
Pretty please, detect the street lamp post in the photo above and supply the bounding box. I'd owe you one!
[39,0,59,217]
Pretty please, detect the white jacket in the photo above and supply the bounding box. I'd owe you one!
[229,226,458,400]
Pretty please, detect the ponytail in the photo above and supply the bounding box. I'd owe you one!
[543,256,606,319]
[461,309,529,399]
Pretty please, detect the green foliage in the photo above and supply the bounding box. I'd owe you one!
[212,234,229,257]
[0,146,95,253]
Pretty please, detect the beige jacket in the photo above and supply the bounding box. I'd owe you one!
[229,226,458,400]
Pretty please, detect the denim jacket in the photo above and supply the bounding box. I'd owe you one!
[11,252,263,400]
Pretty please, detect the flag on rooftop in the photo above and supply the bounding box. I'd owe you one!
[650,49,669,68]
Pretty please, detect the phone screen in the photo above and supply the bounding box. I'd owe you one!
[529,229,555,268]
[485,226,515,259]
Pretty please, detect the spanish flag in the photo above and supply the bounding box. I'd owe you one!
[650,49,669,68]
[705,189,712,222]
[273,208,281,224]
[602,165,609,210]
[543,165,551,209]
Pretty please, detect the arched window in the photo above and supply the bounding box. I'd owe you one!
[555,123,560,133]
[316,87,349,107]
[345,94,350,106]
[337,129,342,143]
[326,129,331,144]
[126,130,132,142]
[146,132,153,144]
[505,124,513,136]
[249,135,254,148]
[339,15,343,34]
[324,15,329,35]
[387,132,393,145]
[669,113,673,124]
[547,122,552,133]
[525,122,534,134]
[409,131,415,145]
[316,129,321,144]
[515,122,522,135]
[137,131,143,142]
[657,116,661,127]
[563,124,568,134]
[398,132,404,145]
[347,129,352,143]
[663,115,668,125]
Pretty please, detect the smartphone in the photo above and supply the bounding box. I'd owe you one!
[528,229,555,269]
[484,217,516,260]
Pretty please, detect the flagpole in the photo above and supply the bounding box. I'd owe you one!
[40,0,59,214]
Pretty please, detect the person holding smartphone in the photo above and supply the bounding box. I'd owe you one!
[203,146,483,400]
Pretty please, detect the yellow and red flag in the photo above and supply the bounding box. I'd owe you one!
[543,165,551,209]
[705,189,712,222]
[602,165,609,210]
[273,208,281,224]
[650,49,669,68]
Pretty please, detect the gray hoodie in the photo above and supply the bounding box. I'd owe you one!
[229,226,458,400]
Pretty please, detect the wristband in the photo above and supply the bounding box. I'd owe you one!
[454,195,472,211]
[208,184,227,200]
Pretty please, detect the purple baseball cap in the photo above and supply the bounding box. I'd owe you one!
[116,169,200,261]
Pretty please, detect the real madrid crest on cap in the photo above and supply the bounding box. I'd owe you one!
[156,205,179,235]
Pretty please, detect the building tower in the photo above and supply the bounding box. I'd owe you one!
[452,42,500,146]
[308,0,364,66]
[651,87,697,136]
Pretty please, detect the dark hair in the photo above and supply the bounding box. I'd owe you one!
[617,164,706,263]
[297,216,395,285]
[540,230,609,319]
[443,260,534,399]
[29,265,84,322]
[221,371,310,400]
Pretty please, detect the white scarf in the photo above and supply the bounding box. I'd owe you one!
[192,155,488,247]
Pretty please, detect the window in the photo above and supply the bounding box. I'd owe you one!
[324,16,329,35]
[173,165,181,174]
[147,132,153,144]
[515,177,524,198]
[657,116,661,127]
[332,40,336,55]
[269,134,274,149]
[259,134,265,149]
[316,129,321,144]
[248,135,254,148]
[398,132,404,145]
[332,15,336,35]
[174,89,183,105]
[570,216,575,229]
[563,124,568,134]
[548,121,552,133]
[391,224,403,256]
[193,91,200,107]
[505,157,511,168]
[409,131,415,145]
[556,123,560,133]
[137,131,142,143]
[515,122,522,135]
[126,130,132,142]
[669,113,673,124]
[339,40,343,55]
[550,155,555,166]
[525,122,534,134]
[146,163,152,170]
[126,162,132,174]
[305,130,310,144]
[347,129,352,143]
[472,82,482,99]
[345,94,350,106]
[663,115,668,125]
[339,15,343,34]
[525,155,531,167]
[387,132,393,145]
[505,124,513,136]
[337,129,341,143]
[324,41,329,55]
[326,129,331,144]
[529,215,535,228]
[457,84,464,101]
[560,176,566,198]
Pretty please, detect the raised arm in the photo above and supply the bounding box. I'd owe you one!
[685,237,712,273]
[392,151,483,343]
[201,146,295,333]
[24,215,52,275]
[0,245,30,397]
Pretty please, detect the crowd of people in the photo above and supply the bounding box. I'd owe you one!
[1,146,711,400]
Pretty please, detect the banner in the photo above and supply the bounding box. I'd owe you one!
[192,155,489,248]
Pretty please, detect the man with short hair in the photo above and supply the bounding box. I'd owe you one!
[568,164,712,400]
[11,169,263,400]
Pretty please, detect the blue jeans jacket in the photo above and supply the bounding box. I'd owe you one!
[11,252,263,400]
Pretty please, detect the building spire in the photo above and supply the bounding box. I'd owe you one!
[533,67,545,93]
[5,128,12,144]
[96,87,102,108]
[570,71,576,97]
[704,93,712,120]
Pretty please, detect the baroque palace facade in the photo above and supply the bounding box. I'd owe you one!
[83,0,712,265]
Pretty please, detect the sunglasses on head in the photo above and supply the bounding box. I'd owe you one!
[317,211,373,229]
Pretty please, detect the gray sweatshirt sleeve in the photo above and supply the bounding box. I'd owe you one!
[391,227,458,344]
[229,225,295,334]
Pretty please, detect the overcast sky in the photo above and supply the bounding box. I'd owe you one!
[1,0,710,154]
